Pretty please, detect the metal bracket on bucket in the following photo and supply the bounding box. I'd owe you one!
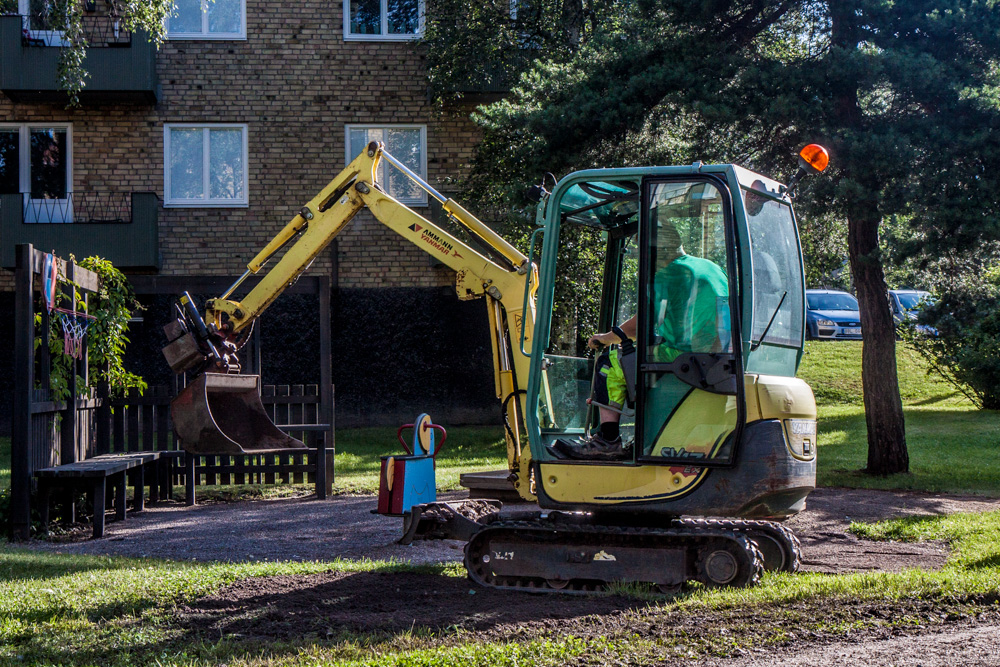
[171,373,307,455]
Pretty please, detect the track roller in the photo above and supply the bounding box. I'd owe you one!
[695,536,763,588]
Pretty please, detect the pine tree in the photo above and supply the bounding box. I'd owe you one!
[460,0,1000,475]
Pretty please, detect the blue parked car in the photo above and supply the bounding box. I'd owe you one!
[805,289,863,340]
[889,289,936,336]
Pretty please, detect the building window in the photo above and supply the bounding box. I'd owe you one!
[167,0,246,40]
[346,125,427,205]
[0,124,73,223]
[164,124,248,207]
[344,0,422,40]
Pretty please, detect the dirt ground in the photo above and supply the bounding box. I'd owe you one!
[30,487,1000,665]
[176,573,1000,665]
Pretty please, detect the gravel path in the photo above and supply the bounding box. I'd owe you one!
[34,492,469,564]
[706,623,1000,666]
[29,487,1000,573]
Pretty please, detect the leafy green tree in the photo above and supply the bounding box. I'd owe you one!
[18,0,172,105]
[801,212,849,290]
[465,1,1000,475]
[901,250,1000,410]
[423,0,622,103]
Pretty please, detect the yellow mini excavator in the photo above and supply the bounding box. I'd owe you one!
[163,141,829,592]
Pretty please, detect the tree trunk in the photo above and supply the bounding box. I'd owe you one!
[561,0,583,46]
[830,2,908,476]
[846,206,908,475]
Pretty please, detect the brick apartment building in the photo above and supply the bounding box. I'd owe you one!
[0,0,507,429]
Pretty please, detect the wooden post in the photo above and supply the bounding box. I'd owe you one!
[114,471,127,521]
[159,456,172,501]
[132,464,145,512]
[91,480,106,539]
[185,451,196,506]
[319,276,334,491]
[327,386,335,496]
[148,460,159,504]
[60,263,79,467]
[127,395,140,452]
[95,378,111,456]
[11,244,35,541]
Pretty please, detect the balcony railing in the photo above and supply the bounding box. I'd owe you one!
[0,192,160,270]
[20,10,133,45]
[0,14,158,104]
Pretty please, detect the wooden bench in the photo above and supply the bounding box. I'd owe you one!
[176,425,331,506]
[34,452,162,538]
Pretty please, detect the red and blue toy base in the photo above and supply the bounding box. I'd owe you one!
[377,414,447,517]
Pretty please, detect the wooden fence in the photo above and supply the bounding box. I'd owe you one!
[11,245,101,539]
[98,384,335,493]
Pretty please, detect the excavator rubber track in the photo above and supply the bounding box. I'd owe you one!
[674,517,802,573]
[464,517,765,594]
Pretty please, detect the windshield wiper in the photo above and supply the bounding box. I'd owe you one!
[751,291,787,351]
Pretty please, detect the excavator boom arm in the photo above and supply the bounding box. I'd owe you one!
[194,141,539,498]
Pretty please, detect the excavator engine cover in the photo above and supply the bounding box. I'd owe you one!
[172,373,307,455]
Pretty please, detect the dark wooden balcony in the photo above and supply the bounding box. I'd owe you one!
[0,14,158,104]
[0,192,160,270]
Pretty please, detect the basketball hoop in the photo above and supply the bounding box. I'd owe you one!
[54,308,96,361]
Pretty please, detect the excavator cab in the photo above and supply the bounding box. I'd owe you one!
[528,165,817,519]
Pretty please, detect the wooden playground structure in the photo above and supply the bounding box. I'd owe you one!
[10,244,335,540]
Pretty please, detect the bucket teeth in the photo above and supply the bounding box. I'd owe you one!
[171,373,307,455]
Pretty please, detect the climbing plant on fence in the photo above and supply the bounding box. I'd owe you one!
[37,255,146,401]
[78,256,145,397]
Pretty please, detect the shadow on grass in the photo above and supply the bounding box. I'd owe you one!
[176,570,647,640]
[966,554,1000,570]
[8,568,650,666]
[818,407,1000,495]
[806,486,998,525]
[909,392,962,407]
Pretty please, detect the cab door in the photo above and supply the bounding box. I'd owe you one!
[636,177,745,465]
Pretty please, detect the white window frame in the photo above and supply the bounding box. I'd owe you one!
[343,0,424,41]
[17,0,72,46]
[0,123,74,223]
[163,123,249,208]
[345,124,428,206]
[166,0,247,40]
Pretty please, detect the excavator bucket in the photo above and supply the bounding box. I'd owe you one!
[171,373,307,455]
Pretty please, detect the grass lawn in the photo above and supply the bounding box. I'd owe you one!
[2,509,1000,666]
[798,341,1000,495]
[332,425,505,494]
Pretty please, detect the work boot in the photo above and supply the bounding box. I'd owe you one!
[551,433,629,461]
